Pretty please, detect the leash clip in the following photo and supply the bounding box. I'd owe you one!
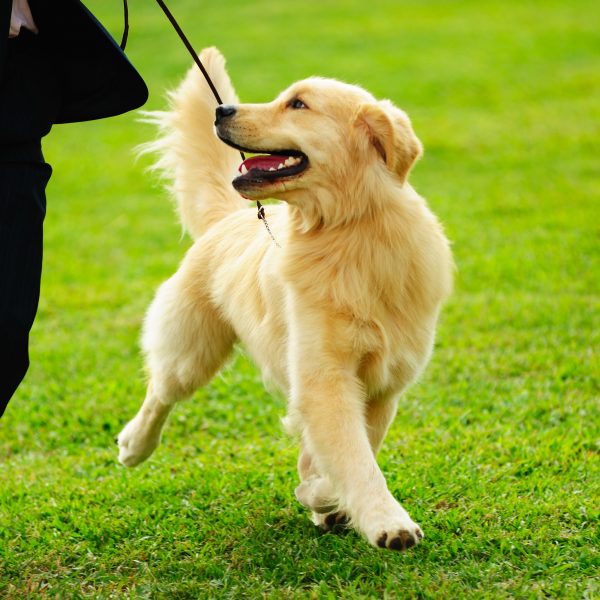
[257,201,281,248]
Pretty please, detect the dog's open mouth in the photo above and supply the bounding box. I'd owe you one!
[216,130,309,193]
[233,150,309,189]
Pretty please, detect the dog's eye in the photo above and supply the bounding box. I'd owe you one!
[288,98,308,110]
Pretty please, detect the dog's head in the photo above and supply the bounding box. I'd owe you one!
[215,78,422,223]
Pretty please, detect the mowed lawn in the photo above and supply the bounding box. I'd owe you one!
[1,0,598,597]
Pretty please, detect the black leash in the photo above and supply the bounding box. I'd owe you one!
[119,0,128,50]
[120,0,279,246]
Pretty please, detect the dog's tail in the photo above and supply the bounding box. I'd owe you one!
[141,47,244,239]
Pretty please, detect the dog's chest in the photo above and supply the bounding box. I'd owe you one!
[350,304,434,395]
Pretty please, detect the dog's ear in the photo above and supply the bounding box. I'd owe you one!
[355,100,423,183]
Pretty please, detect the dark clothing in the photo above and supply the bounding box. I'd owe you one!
[0,0,10,81]
[1,29,60,143]
[0,0,148,417]
[0,0,148,126]
[0,153,50,415]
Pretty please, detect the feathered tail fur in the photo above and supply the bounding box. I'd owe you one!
[140,47,244,239]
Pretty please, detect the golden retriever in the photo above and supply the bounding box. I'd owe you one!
[117,48,453,551]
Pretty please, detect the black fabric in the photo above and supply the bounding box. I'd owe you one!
[0,0,10,81]
[0,0,148,124]
[0,21,54,416]
[0,29,61,143]
[0,1,147,415]
[0,153,51,418]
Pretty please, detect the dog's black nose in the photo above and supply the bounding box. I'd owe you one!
[215,104,237,124]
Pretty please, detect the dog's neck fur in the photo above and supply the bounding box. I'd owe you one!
[285,168,406,233]
[282,179,450,321]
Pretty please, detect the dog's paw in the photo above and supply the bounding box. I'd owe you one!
[373,524,423,551]
[295,476,337,514]
[117,417,160,467]
[355,494,424,551]
[313,510,349,532]
[365,510,423,551]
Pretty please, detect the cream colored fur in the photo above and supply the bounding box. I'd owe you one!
[118,47,453,551]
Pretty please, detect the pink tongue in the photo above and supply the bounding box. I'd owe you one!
[239,154,287,173]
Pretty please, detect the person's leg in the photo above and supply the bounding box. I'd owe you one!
[0,156,51,417]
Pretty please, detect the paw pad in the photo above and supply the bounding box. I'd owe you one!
[377,529,420,551]
[321,512,349,532]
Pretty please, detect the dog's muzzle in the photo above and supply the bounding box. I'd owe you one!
[215,104,237,125]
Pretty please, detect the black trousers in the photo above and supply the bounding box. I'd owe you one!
[0,29,58,418]
[0,146,51,417]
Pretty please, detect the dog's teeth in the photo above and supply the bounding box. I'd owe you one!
[241,164,248,175]
[277,163,285,170]
[269,167,276,171]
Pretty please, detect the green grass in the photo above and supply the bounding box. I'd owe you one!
[1,0,599,597]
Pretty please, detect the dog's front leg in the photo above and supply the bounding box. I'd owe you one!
[290,366,422,551]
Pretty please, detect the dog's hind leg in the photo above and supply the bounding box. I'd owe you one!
[295,445,350,532]
[295,446,338,514]
[118,269,236,467]
[365,391,399,456]
[117,383,174,467]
